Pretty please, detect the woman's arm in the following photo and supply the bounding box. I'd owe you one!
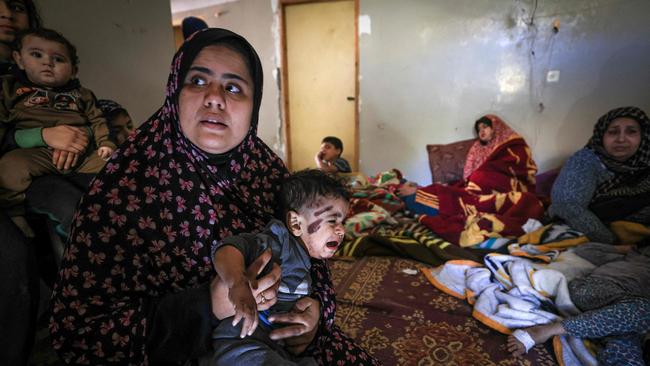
[549,149,616,243]
[213,245,259,338]
[52,245,279,365]
[147,249,280,363]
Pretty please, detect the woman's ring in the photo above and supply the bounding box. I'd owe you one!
[260,293,267,303]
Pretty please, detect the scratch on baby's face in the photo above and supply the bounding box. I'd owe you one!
[299,198,349,259]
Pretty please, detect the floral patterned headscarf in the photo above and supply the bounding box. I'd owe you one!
[587,106,650,200]
[50,28,288,364]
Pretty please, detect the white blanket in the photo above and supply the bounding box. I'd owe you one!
[423,252,599,364]
[425,253,581,334]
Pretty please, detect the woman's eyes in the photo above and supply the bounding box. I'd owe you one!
[9,1,26,12]
[53,56,67,63]
[225,84,242,94]
[29,51,42,58]
[606,128,640,136]
[188,76,207,86]
[186,76,243,95]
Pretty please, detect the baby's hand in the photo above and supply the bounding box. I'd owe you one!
[229,280,259,338]
[97,146,114,160]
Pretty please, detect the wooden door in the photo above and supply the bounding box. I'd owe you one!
[282,0,358,171]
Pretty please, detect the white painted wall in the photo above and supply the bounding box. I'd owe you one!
[35,0,175,125]
[358,0,650,184]
[35,0,650,184]
[172,0,283,155]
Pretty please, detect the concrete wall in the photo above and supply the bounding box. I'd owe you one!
[358,0,650,184]
[36,0,176,126]
[173,0,283,155]
[35,0,650,183]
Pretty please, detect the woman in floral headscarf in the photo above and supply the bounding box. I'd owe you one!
[550,106,650,243]
[400,115,543,246]
[50,28,378,365]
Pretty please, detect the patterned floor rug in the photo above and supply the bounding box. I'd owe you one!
[30,255,558,365]
[330,256,558,365]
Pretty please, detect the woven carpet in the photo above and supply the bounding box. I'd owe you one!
[31,256,558,365]
[330,256,558,365]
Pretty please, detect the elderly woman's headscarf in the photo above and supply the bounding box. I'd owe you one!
[587,106,650,200]
[463,115,522,180]
[50,28,288,365]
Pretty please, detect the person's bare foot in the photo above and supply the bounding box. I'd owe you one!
[506,322,566,357]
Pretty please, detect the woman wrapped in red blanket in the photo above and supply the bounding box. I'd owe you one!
[399,115,544,247]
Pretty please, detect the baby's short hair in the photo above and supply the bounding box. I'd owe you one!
[15,28,79,68]
[280,169,350,214]
[322,136,344,153]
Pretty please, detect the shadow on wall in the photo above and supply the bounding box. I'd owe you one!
[558,42,650,167]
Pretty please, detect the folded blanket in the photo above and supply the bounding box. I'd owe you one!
[508,223,588,262]
[423,253,581,334]
[337,223,482,266]
[508,221,650,263]
[422,253,607,365]
[553,335,598,366]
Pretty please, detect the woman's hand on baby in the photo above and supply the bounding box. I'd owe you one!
[248,249,281,311]
[97,146,114,160]
[42,125,89,153]
[268,297,321,355]
[52,149,79,170]
[209,249,280,321]
[228,279,259,338]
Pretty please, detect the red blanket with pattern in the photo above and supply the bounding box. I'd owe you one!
[417,135,544,246]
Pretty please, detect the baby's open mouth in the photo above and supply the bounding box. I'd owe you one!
[326,241,339,249]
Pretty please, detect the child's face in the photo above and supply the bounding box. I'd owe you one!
[290,196,348,260]
[319,142,341,162]
[13,35,75,88]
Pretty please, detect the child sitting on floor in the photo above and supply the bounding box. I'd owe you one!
[314,136,351,173]
[0,28,115,231]
[211,169,349,365]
